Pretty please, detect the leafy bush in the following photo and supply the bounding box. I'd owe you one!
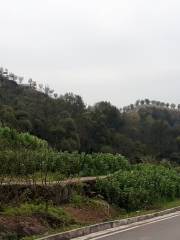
[70,193,90,207]
[96,164,180,211]
[51,152,130,177]
[0,127,130,181]
[0,127,47,150]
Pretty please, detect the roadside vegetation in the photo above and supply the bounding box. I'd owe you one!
[96,164,180,211]
[1,72,180,239]
[0,127,129,184]
[1,126,180,239]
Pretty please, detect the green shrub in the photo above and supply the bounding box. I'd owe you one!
[0,127,47,150]
[70,193,90,207]
[51,152,130,177]
[0,127,130,181]
[96,164,180,211]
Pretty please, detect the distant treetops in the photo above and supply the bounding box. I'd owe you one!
[1,66,179,112]
[0,66,58,99]
[121,99,180,113]
[1,66,180,164]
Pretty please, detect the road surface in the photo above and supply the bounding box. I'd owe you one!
[78,212,180,240]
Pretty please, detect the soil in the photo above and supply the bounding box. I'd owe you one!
[0,204,119,238]
[0,216,47,237]
[64,205,118,224]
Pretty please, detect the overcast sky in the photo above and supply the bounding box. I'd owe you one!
[1,0,180,107]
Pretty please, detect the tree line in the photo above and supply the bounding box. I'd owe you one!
[0,67,58,98]
[122,99,180,113]
[1,68,180,164]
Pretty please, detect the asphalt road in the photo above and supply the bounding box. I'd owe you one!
[93,213,180,240]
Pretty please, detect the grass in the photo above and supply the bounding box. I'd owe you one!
[69,193,112,213]
[30,198,180,240]
[1,203,73,227]
[117,198,180,220]
[0,203,76,240]
[66,195,180,222]
[160,198,180,209]
[69,193,95,207]
[1,198,180,240]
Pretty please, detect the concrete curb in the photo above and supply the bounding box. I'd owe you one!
[36,206,180,240]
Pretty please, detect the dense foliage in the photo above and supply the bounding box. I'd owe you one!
[0,127,129,182]
[1,74,180,164]
[96,164,180,211]
[2,69,180,239]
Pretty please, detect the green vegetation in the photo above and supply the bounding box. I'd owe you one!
[96,164,180,211]
[0,127,129,183]
[2,197,180,240]
[0,203,74,240]
[1,73,180,164]
[69,193,97,208]
[2,203,72,226]
[2,70,180,239]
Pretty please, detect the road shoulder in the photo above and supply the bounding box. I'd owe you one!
[36,206,180,240]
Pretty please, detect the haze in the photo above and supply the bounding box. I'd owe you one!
[1,0,180,107]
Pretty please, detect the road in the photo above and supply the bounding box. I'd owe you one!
[79,212,180,240]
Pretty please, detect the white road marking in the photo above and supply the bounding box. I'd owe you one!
[74,212,180,240]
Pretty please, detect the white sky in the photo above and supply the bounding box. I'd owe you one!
[1,0,180,107]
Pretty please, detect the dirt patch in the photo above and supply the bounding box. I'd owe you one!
[0,216,47,237]
[64,205,118,224]
[0,204,120,238]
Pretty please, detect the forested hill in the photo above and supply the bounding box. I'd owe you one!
[1,71,180,164]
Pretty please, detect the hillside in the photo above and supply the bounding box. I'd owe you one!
[1,70,180,239]
[1,71,180,163]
